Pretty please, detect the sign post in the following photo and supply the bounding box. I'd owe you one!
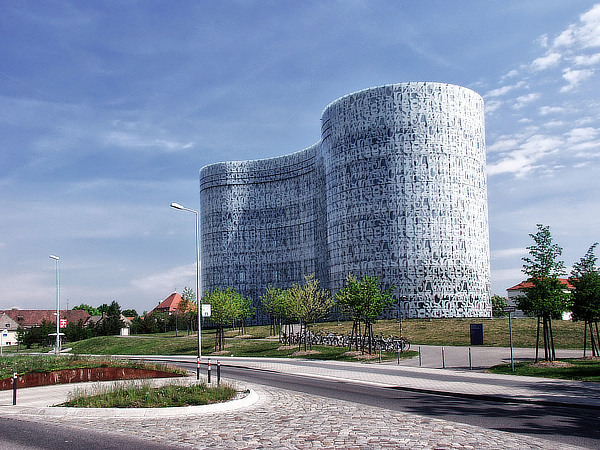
[0,330,6,357]
[504,306,517,372]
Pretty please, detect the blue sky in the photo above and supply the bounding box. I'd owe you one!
[1,1,599,314]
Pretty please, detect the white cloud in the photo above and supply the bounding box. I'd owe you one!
[531,52,562,71]
[487,134,562,177]
[513,93,541,109]
[539,106,566,115]
[485,81,526,98]
[491,248,526,260]
[573,52,600,66]
[554,4,600,49]
[560,68,595,92]
[131,263,198,297]
[484,100,503,114]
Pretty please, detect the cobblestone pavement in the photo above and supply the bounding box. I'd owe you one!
[9,381,584,449]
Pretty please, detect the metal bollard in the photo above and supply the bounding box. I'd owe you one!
[196,357,200,380]
[207,359,211,384]
[12,372,17,405]
[442,347,445,369]
[419,346,422,366]
[397,348,400,365]
[217,360,221,385]
[469,347,472,370]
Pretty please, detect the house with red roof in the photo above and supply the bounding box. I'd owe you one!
[0,309,90,329]
[506,278,575,319]
[152,292,184,314]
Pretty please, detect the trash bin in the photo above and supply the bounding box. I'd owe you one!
[470,323,484,345]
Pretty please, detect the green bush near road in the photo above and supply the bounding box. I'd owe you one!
[60,381,238,408]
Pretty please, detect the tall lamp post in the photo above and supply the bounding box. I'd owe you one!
[49,255,60,356]
[171,202,201,378]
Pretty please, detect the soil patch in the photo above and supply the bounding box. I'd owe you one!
[529,360,575,369]
[0,367,182,390]
[291,350,321,356]
[343,351,379,360]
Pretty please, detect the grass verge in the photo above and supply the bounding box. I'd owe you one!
[59,381,239,408]
[487,358,600,382]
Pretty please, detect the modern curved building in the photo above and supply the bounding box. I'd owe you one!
[200,82,491,320]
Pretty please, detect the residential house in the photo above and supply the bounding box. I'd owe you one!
[0,313,19,347]
[506,279,575,319]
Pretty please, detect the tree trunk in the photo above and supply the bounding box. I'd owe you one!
[549,315,555,361]
[535,316,540,363]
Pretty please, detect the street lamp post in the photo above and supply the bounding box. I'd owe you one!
[171,202,201,378]
[49,255,60,356]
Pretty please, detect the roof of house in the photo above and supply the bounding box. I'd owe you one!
[0,313,20,330]
[507,278,575,291]
[153,292,184,313]
[0,309,90,328]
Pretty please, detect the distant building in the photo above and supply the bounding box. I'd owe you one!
[506,279,575,319]
[0,309,90,329]
[152,292,184,314]
[0,313,19,347]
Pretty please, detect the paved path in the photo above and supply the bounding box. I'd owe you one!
[0,347,597,449]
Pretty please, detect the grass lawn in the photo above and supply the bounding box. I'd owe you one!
[60,381,239,408]
[488,358,600,382]
[312,317,586,348]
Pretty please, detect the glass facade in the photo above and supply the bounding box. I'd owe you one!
[200,82,491,321]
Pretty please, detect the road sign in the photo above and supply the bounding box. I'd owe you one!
[60,318,67,328]
[503,306,517,313]
[201,304,211,318]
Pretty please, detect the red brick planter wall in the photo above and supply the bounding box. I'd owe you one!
[0,367,183,390]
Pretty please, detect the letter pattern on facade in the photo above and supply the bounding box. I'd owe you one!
[200,83,491,322]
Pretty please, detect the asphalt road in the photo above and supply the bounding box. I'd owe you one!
[171,361,600,449]
[0,416,181,450]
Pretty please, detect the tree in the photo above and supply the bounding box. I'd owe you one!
[180,286,198,334]
[336,274,395,354]
[570,243,600,356]
[121,309,138,317]
[18,320,55,349]
[518,224,570,361]
[287,274,333,351]
[92,301,124,336]
[73,303,100,316]
[260,285,291,337]
[491,294,508,317]
[63,319,92,342]
[203,288,250,351]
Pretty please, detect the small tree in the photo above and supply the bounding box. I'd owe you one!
[93,301,124,336]
[261,285,290,338]
[491,294,508,317]
[18,320,55,349]
[180,286,198,334]
[203,287,250,351]
[73,303,100,315]
[287,274,333,351]
[518,224,570,361]
[336,275,395,354]
[570,243,600,356]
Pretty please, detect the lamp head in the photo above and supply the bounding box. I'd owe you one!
[49,255,59,261]
[170,202,184,210]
